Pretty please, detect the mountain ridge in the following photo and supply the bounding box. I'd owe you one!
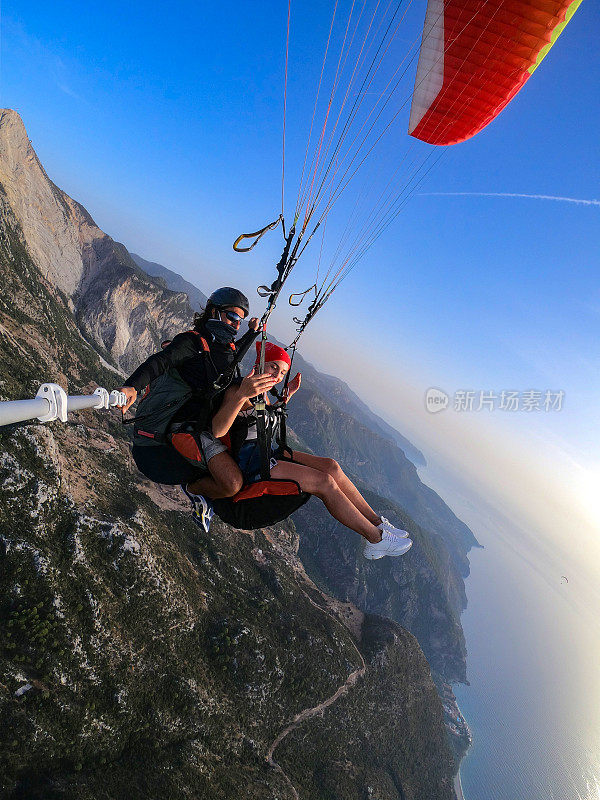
[130,252,209,313]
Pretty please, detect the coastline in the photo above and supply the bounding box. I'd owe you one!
[454,768,465,800]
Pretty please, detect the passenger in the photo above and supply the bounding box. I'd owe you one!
[212,341,413,559]
[116,288,276,518]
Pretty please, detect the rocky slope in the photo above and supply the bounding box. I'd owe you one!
[0,107,472,797]
[294,487,467,682]
[284,382,477,579]
[130,252,208,313]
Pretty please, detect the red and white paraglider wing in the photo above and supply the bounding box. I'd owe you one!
[408,0,583,146]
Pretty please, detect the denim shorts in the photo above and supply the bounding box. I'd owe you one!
[236,440,280,483]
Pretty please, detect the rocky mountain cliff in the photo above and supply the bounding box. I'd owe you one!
[0,109,190,376]
[0,108,471,798]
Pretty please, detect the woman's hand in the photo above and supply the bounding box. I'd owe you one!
[237,368,277,400]
[212,370,275,438]
[116,386,137,414]
[247,317,259,332]
[284,372,302,400]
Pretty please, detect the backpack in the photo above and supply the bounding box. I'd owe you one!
[131,335,215,447]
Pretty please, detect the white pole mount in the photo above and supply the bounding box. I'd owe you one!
[36,383,68,423]
[109,390,127,407]
[93,387,110,409]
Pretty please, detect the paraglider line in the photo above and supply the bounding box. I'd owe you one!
[282,0,292,217]
[294,0,339,219]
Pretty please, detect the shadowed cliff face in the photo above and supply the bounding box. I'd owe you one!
[294,492,468,682]
[0,107,472,797]
[0,108,191,375]
[285,383,477,574]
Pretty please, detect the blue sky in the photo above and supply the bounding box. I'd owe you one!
[1,1,599,550]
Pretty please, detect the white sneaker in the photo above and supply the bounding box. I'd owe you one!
[378,516,410,538]
[364,530,413,560]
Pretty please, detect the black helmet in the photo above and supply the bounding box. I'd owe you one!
[208,287,250,317]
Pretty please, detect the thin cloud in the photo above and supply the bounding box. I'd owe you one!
[4,19,87,106]
[58,83,82,101]
[420,192,600,207]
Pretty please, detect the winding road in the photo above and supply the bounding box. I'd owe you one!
[265,582,366,798]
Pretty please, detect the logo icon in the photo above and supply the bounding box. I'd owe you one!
[425,387,449,413]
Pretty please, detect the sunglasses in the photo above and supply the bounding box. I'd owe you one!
[221,310,244,323]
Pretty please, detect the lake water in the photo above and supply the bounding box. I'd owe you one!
[418,464,600,800]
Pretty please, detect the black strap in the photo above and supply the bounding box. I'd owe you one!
[257,225,296,307]
[229,221,298,479]
[275,345,296,454]
[253,399,272,481]
[208,328,260,397]
[277,406,289,454]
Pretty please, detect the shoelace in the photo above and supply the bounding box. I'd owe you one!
[367,527,404,548]
[382,528,405,542]
[381,517,404,535]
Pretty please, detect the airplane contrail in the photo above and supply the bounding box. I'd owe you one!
[420,192,600,207]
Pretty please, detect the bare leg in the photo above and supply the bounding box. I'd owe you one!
[270,460,381,543]
[288,451,380,525]
[187,451,243,499]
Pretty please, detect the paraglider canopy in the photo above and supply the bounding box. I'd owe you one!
[409,0,583,145]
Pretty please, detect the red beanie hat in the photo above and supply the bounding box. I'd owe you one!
[255,341,291,368]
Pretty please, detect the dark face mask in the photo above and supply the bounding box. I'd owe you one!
[206,318,237,344]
